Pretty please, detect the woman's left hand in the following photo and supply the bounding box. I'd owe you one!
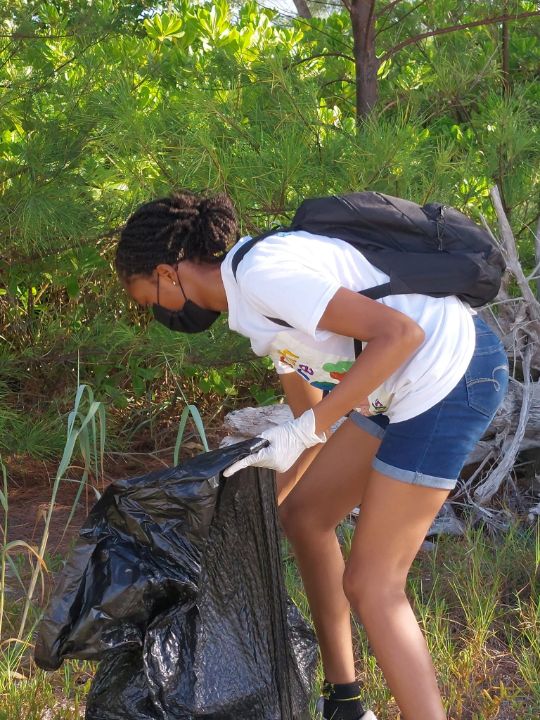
[223,409,327,477]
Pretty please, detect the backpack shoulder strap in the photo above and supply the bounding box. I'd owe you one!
[231,228,286,280]
[359,283,392,300]
[231,229,393,299]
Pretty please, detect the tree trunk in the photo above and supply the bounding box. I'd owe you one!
[349,0,379,120]
[293,0,313,19]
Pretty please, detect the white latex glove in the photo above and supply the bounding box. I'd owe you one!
[223,409,327,477]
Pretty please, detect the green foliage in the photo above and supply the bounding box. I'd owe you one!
[0,0,538,457]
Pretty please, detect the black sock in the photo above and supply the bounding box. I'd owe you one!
[322,680,365,720]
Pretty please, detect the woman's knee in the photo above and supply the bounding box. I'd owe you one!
[342,561,407,615]
[279,493,334,540]
[279,494,304,538]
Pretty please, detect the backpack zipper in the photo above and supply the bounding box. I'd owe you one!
[436,206,446,250]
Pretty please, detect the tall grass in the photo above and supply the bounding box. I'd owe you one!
[0,383,105,705]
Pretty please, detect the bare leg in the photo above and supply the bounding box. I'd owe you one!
[279,419,381,683]
[275,443,325,505]
[343,471,448,720]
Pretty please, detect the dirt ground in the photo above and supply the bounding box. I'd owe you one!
[4,454,168,559]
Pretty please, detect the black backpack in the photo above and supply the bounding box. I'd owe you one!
[231,191,505,307]
[231,191,505,356]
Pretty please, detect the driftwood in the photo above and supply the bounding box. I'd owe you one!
[221,404,294,445]
[471,187,540,506]
[221,405,470,536]
[221,186,540,520]
[220,396,537,535]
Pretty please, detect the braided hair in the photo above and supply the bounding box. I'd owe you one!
[115,190,238,279]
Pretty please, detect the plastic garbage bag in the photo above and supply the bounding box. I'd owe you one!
[34,439,318,719]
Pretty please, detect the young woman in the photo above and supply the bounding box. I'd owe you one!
[115,190,509,720]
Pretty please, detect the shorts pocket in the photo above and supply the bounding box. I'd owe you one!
[465,354,509,418]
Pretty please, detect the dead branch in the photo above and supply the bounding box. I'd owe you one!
[535,217,540,300]
[491,186,540,324]
[464,187,540,509]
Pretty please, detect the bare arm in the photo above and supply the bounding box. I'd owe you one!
[312,287,425,435]
[242,290,423,494]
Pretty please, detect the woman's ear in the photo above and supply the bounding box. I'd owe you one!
[155,264,177,285]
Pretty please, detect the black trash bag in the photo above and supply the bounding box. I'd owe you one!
[34,439,318,719]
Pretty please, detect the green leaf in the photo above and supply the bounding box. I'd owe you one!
[144,13,184,42]
[173,405,209,466]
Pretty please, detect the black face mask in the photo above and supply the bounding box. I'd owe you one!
[152,271,220,334]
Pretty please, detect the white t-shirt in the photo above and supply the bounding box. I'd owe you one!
[220,231,476,423]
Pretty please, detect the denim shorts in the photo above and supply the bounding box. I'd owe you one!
[349,316,509,490]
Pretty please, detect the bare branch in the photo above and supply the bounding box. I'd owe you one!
[536,217,540,300]
[293,51,355,66]
[526,260,540,284]
[475,346,533,505]
[491,186,540,324]
[380,10,540,62]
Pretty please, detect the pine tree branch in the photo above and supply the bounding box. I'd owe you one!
[376,0,429,37]
[0,32,112,107]
[375,0,407,17]
[2,165,30,183]
[0,42,23,73]
[380,10,540,62]
[501,2,511,96]
[320,76,355,89]
[293,51,355,66]
[284,9,353,50]
[5,226,123,265]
